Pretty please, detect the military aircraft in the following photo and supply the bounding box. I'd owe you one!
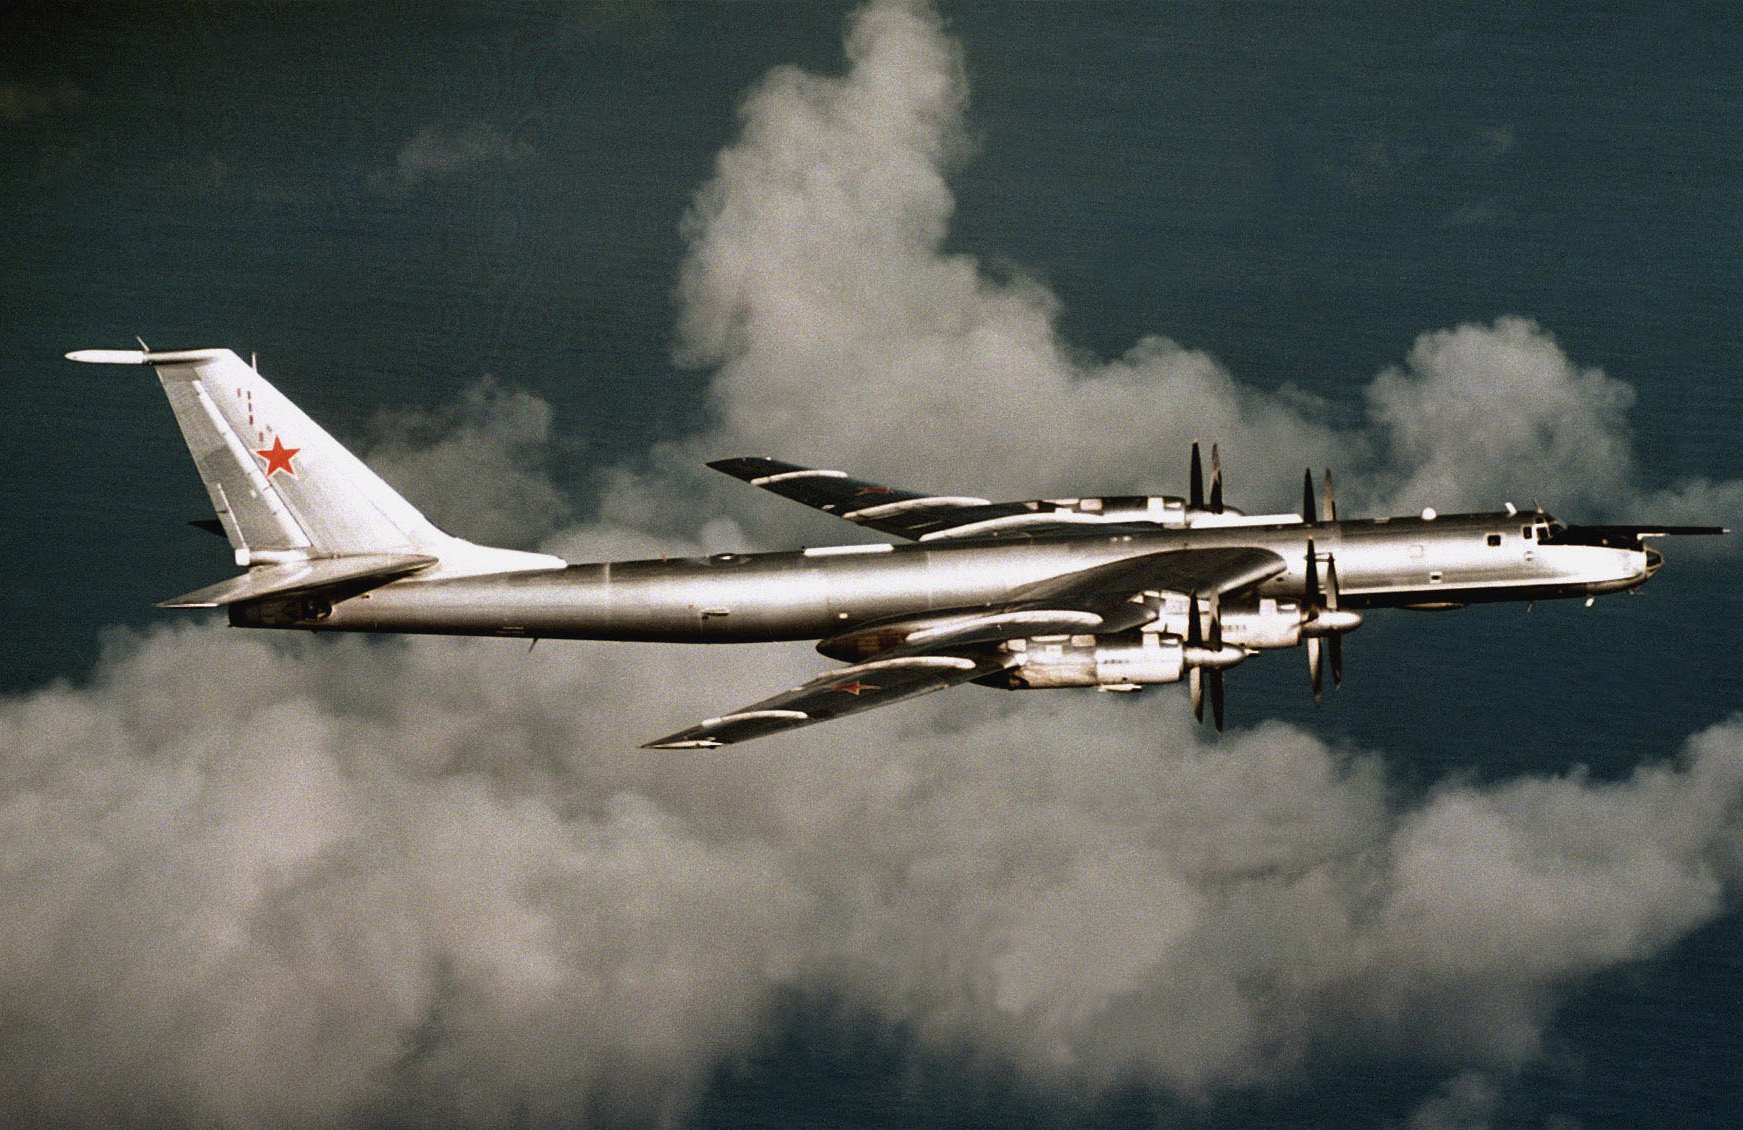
[71,346,1724,748]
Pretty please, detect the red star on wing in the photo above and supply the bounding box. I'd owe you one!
[255,436,300,477]
[830,680,878,696]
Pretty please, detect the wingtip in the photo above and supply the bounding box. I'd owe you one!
[706,455,776,472]
[642,736,726,750]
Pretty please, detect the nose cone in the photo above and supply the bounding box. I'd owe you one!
[1645,547,1664,577]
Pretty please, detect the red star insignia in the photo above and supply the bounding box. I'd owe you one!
[853,485,893,496]
[831,680,877,696]
[255,436,300,477]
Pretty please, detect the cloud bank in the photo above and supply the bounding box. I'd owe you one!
[6,2,1741,1128]
[365,377,572,548]
[3,622,1740,1126]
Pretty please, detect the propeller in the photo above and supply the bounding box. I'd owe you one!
[1302,524,1358,703]
[1208,592,1225,730]
[1305,537,1323,702]
[1187,588,1204,719]
[1302,467,1317,526]
[1326,554,1344,686]
[1190,442,1225,515]
[1209,443,1224,514]
[1186,590,1228,732]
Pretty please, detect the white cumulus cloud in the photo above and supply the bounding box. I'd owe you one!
[1,619,1740,1125]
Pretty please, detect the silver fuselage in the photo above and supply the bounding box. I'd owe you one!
[233,511,1654,642]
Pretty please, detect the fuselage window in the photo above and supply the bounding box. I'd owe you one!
[1486,533,1502,547]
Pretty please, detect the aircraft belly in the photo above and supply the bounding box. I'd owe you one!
[317,562,833,641]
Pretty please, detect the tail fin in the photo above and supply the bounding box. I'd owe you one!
[69,348,563,599]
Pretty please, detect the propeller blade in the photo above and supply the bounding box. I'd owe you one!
[1304,537,1319,617]
[1325,553,1344,688]
[1210,444,1224,514]
[1186,590,1219,727]
[1303,468,1317,526]
[1308,635,1323,704]
[1323,467,1337,523]
[1190,443,1205,510]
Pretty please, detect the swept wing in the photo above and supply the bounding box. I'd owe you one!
[708,456,1108,541]
[645,546,1286,748]
[643,653,1015,749]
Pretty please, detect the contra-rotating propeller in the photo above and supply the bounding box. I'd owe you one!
[1300,468,1361,703]
[1302,538,1340,702]
[1185,589,1246,732]
[1189,441,1224,515]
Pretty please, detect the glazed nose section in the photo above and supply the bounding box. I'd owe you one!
[1645,547,1664,577]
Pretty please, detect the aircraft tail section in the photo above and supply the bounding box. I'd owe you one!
[69,348,564,586]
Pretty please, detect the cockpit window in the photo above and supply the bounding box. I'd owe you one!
[1522,526,1534,540]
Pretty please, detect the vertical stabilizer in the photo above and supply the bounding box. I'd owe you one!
[68,348,565,577]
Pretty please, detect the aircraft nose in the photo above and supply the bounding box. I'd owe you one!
[1645,547,1664,576]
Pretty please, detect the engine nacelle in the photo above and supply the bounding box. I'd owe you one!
[1044,495,1190,526]
[1042,495,1285,528]
[1148,595,1304,651]
[990,634,1186,689]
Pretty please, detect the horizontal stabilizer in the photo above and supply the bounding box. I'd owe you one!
[159,553,437,608]
[67,348,230,366]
